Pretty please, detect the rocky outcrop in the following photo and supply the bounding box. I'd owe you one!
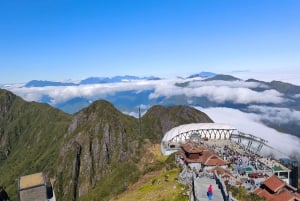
[55,102,214,200]
[56,100,140,201]
[0,89,215,201]
[0,90,16,119]
[0,90,17,160]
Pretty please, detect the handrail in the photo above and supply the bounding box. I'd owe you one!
[214,171,238,201]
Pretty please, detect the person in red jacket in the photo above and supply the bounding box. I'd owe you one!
[207,184,213,200]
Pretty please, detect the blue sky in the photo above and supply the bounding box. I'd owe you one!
[1,0,300,83]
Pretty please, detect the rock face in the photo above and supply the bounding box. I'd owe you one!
[55,102,214,200]
[0,90,17,160]
[0,89,214,201]
[55,100,141,201]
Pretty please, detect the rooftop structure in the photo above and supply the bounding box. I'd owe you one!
[19,172,45,190]
[170,123,298,200]
[161,123,236,155]
[18,172,56,201]
[254,175,300,201]
[209,166,233,180]
[161,122,270,156]
[19,172,47,201]
[181,142,229,171]
[258,157,292,184]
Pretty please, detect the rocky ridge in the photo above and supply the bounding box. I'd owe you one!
[0,89,213,200]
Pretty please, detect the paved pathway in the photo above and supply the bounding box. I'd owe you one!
[193,175,224,201]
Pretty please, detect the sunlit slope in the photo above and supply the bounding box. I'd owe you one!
[0,89,72,200]
[0,89,214,201]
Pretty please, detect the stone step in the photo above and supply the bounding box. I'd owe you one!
[193,176,224,201]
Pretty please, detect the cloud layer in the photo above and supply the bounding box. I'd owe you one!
[247,105,300,126]
[3,77,299,159]
[196,107,300,158]
[6,78,288,106]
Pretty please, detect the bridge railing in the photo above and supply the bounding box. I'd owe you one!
[214,171,238,201]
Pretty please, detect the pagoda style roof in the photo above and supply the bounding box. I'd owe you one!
[181,142,229,166]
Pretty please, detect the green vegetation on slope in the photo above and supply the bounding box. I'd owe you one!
[0,89,214,201]
[227,185,265,201]
[0,89,72,200]
[110,168,188,201]
[109,145,188,201]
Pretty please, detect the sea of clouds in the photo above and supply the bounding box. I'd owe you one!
[5,77,289,106]
[197,107,300,159]
[3,77,300,158]
[149,80,286,104]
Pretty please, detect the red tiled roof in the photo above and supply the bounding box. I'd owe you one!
[248,172,264,178]
[254,188,274,201]
[253,187,262,194]
[254,175,300,201]
[181,142,228,166]
[181,142,206,153]
[270,190,294,201]
[204,156,228,166]
[263,175,285,193]
[210,166,233,178]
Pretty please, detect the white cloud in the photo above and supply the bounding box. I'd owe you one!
[229,70,300,86]
[6,77,287,106]
[150,83,286,104]
[195,107,300,158]
[8,80,161,105]
[294,94,300,98]
[247,105,300,126]
[189,80,268,89]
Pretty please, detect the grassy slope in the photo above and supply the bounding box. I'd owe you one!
[0,91,214,201]
[110,168,188,201]
[109,144,189,201]
[0,90,72,200]
[76,143,189,201]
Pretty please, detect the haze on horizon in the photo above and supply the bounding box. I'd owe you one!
[0,0,300,84]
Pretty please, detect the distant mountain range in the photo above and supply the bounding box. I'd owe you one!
[23,73,217,88]
[25,75,161,87]
[2,72,300,138]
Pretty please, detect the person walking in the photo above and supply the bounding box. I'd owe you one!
[207,184,213,200]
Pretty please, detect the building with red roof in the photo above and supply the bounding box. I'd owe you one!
[181,142,229,171]
[254,175,299,201]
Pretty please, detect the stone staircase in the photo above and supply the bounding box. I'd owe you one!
[193,175,224,201]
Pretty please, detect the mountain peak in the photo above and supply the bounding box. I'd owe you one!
[142,105,213,141]
[204,74,240,81]
[187,72,216,79]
